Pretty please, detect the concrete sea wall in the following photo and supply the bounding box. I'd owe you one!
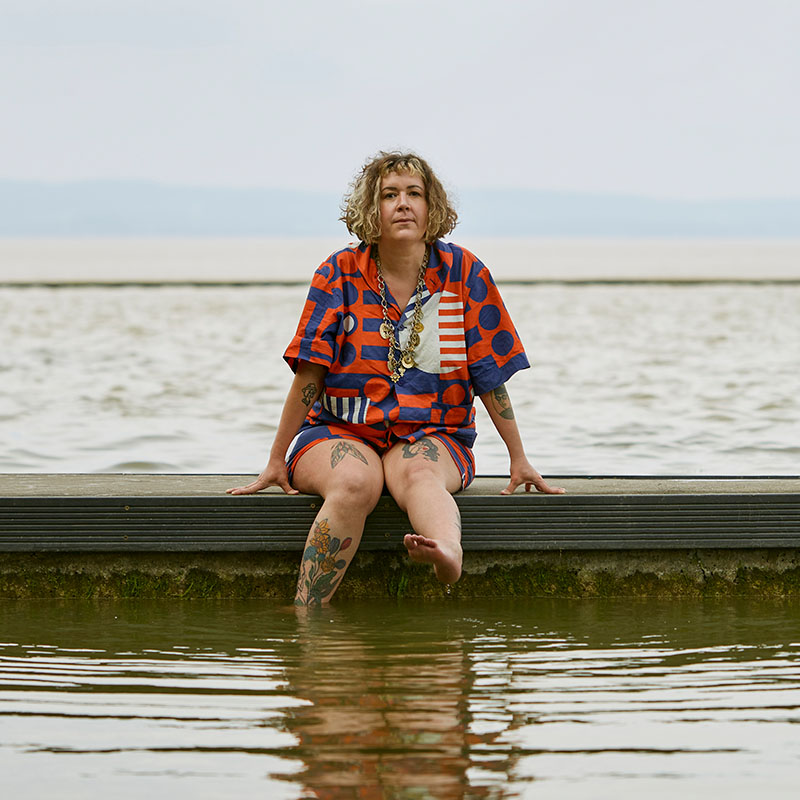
[2,475,799,599]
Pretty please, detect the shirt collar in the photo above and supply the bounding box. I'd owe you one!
[355,240,447,297]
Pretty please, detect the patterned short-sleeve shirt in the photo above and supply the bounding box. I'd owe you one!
[283,240,529,449]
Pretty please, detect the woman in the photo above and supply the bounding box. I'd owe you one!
[228,151,564,604]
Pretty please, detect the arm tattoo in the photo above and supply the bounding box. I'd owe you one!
[330,440,369,468]
[301,382,317,407]
[401,439,439,462]
[491,384,514,419]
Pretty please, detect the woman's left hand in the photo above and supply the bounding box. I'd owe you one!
[501,458,566,495]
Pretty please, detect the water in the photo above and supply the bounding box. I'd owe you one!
[3,242,798,798]
[2,237,799,283]
[1,281,798,475]
[2,598,799,798]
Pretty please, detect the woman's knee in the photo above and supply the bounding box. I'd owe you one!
[384,460,446,509]
[324,468,384,513]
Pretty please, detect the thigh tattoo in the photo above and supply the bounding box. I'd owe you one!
[401,439,440,462]
[330,440,369,469]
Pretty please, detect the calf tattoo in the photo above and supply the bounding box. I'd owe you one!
[301,382,317,407]
[401,439,439,462]
[491,384,514,419]
[330,440,369,468]
[295,517,353,605]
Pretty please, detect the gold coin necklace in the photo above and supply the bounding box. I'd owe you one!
[376,248,428,383]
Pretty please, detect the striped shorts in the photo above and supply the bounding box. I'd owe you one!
[286,422,475,490]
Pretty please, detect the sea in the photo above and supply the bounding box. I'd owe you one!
[0,237,798,476]
[2,238,800,797]
[1,598,799,799]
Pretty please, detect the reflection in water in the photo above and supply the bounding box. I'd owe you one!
[1,599,800,798]
[287,607,479,799]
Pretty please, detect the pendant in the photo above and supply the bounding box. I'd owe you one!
[401,353,416,370]
[379,322,393,339]
[414,321,424,333]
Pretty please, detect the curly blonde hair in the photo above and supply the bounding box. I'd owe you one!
[340,151,458,244]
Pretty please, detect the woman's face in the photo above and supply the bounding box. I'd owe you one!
[378,171,428,244]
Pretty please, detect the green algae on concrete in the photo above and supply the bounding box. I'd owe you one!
[3,549,800,600]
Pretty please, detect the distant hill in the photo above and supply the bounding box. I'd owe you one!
[0,181,343,237]
[455,189,800,238]
[1,180,798,237]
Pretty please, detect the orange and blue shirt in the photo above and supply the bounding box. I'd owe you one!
[283,240,529,450]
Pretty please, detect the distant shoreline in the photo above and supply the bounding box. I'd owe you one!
[4,278,800,288]
[2,237,798,284]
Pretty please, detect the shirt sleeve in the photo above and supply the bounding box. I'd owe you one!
[283,259,344,373]
[462,255,530,395]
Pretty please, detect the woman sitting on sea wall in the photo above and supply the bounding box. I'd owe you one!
[228,151,564,604]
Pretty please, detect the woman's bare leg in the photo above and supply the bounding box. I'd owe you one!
[382,437,464,584]
[291,439,384,605]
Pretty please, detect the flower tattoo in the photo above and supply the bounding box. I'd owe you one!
[295,517,354,605]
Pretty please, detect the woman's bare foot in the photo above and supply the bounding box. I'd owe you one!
[403,533,462,584]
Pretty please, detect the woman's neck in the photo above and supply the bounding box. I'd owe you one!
[375,240,427,278]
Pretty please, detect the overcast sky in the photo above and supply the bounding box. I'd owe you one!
[2,0,798,199]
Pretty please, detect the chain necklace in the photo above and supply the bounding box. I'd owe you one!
[375,247,428,382]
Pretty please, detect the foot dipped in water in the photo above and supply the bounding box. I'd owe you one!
[403,533,462,584]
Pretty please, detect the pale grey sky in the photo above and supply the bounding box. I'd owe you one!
[2,0,798,199]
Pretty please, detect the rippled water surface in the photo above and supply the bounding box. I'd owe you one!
[1,281,798,474]
[1,598,799,798]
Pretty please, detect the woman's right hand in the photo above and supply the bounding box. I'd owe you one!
[226,459,299,496]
